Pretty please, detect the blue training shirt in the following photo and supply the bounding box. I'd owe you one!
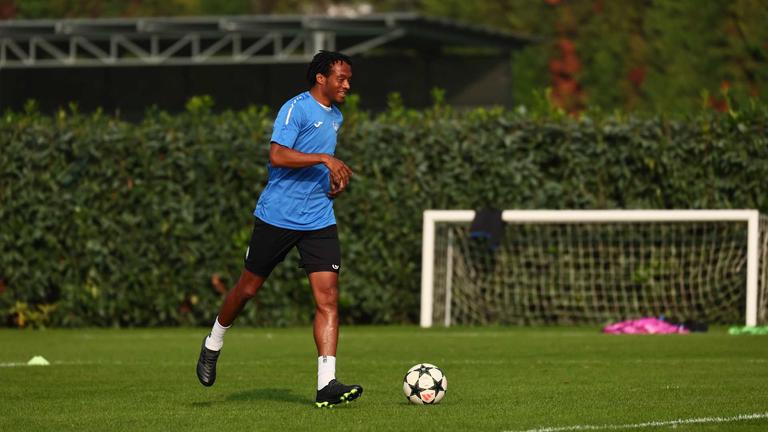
[254,91,344,230]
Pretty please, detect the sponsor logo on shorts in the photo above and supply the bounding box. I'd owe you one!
[332,264,340,270]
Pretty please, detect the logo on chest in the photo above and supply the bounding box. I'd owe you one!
[312,120,340,133]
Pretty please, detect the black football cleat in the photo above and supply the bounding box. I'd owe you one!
[196,336,220,387]
[315,379,363,408]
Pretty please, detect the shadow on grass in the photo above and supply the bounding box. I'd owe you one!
[227,388,308,404]
[190,388,309,408]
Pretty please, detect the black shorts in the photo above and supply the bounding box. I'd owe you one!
[243,217,341,277]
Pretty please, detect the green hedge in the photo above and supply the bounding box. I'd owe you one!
[1,98,767,327]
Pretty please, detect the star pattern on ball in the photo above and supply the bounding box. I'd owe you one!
[431,378,445,393]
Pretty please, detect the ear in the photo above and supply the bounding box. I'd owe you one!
[316,73,326,86]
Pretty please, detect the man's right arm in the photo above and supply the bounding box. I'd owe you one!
[269,143,352,194]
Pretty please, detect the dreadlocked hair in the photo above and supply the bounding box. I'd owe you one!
[306,50,352,87]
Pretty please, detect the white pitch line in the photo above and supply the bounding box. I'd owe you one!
[509,412,768,432]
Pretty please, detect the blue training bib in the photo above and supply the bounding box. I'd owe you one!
[254,92,344,230]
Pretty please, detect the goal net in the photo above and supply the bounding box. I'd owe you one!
[421,210,768,327]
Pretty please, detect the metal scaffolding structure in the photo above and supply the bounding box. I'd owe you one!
[0,13,530,69]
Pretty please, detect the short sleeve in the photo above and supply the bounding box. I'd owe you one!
[271,99,304,149]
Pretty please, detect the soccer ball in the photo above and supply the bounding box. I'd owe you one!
[403,363,447,405]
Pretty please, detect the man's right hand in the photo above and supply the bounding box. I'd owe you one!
[269,144,352,197]
[322,155,353,197]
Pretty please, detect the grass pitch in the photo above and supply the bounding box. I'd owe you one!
[2,326,767,432]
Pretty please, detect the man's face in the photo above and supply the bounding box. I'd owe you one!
[319,61,352,104]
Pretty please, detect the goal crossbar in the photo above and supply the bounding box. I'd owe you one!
[421,209,762,327]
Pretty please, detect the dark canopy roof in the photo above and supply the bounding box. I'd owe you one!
[0,13,533,68]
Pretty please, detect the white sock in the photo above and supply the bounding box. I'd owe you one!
[317,355,336,390]
[204,317,230,351]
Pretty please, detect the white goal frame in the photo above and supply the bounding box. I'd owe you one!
[420,209,762,328]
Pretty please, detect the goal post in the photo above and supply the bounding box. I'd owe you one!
[421,209,767,328]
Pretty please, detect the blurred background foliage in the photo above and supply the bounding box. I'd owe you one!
[2,0,767,115]
[2,0,767,327]
[2,95,767,327]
